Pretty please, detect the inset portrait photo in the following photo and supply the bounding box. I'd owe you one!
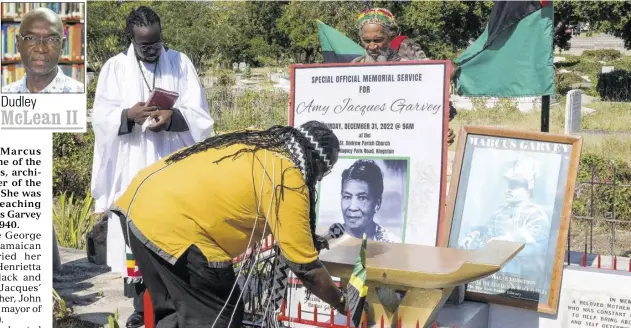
[317,158,409,243]
[1,2,85,93]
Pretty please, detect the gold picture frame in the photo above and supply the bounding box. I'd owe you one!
[438,126,583,314]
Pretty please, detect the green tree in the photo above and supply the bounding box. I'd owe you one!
[85,0,630,73]
[276,1,365,63]
[86,2,149,71]
[573,1,631,49]
[153,2,219,72]
[392,1,493,59]
[241,1,289,66]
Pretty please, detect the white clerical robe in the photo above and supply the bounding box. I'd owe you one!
[90,44,213,275]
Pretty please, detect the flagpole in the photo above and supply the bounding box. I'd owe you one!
[540,95,550,132]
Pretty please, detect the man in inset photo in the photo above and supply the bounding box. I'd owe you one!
[340,160,400,243]
[2,7,84,93]
[459,157,551,285]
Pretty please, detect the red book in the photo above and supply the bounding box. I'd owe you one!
[146,88,179,108]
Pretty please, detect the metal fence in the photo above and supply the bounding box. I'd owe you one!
[566,163,631,267]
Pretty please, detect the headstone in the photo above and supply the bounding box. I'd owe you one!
[446,150,456,196]
[602,66,615,73]
[562,289,631,327]
[488,266,631,328]
[232,62,238,71]
[238,62,247,71]
[86,72,94,86]
[564,89,582,134]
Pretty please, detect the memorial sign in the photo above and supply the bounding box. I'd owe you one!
[439,126,583,314]
[563,290,631,327]
[290,61,452,246]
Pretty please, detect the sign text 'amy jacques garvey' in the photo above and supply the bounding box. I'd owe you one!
[1,95,79,126]
[301,72,440,116]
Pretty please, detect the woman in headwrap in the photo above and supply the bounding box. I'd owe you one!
[111,121,346,328]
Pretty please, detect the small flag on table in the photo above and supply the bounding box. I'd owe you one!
[347,233,368,327]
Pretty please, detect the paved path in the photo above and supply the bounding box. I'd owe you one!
[55,247,135,328]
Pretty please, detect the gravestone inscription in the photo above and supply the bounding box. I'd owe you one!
[563,289,631,327]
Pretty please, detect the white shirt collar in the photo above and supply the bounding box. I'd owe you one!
[1,66,84,94]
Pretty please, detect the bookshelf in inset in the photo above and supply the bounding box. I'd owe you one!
[1,2,85,87]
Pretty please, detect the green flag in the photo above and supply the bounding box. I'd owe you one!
[346,234,368,327]
[317,20,365,63]
[455,1,555,97]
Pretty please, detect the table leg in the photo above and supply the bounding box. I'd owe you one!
[365,285,400,327]
[396,286,455,328]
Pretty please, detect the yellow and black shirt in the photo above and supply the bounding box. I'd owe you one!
[113,144,319,266]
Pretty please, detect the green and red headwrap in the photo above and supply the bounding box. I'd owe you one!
[356,8,396,29]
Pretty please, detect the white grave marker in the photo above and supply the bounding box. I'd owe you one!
[562,289,631,327]
[564,89,582,134]
[488,266,631,328]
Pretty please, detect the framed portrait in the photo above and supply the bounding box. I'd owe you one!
[438,126,583,314]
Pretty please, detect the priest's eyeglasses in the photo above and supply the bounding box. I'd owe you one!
[18,34,64,47]
[133,39,164,51]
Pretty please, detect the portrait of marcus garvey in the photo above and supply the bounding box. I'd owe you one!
[459,157,552,286]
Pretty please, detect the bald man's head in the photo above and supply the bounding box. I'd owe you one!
[20,8,64,35]
[17,7,65,77]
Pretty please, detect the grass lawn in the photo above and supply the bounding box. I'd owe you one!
[582,101,631,132]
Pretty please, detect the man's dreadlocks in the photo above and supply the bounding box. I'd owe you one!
[165,121,340,241]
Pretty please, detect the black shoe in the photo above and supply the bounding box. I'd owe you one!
[126,312,144,328]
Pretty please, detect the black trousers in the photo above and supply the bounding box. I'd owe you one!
[128,232,244,328]
[120,214,145,314]
[123,280,145,313]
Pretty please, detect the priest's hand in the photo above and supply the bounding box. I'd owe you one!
[148,109,173,132]
[448,128,455,146]
[128,102,158,125]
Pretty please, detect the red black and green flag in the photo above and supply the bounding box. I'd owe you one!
[454,1,555,97]
[317,20,365,63]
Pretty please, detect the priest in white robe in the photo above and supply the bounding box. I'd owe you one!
[89,6,213,327]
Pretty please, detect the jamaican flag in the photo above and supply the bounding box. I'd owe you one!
[454,1,555,97]
[347,234,368,327]
[317,20,365,63]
